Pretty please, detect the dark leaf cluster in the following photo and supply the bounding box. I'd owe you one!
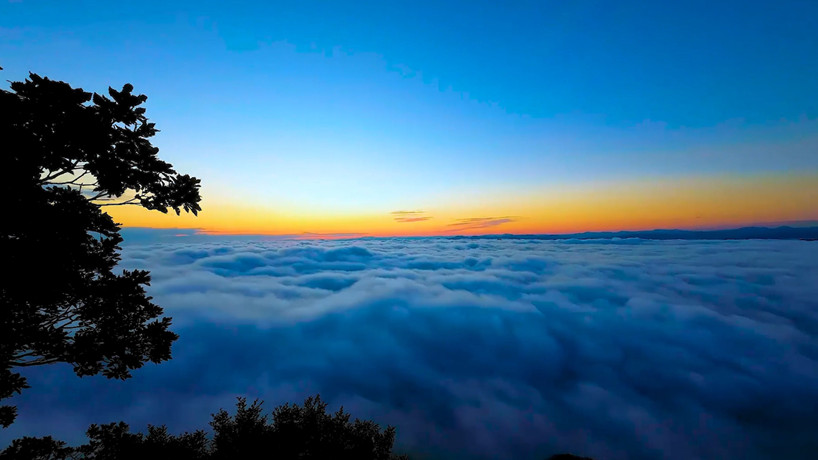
[1,73,201,426]
[4,73,201,214]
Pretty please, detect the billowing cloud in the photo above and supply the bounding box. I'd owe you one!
[4,237,818,460]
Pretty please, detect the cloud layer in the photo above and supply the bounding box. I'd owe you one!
[5,237,818,459]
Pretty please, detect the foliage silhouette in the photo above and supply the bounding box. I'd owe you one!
[0,436,73,460]
[1,72,201,426]
[211,395,404,460]
[0,395,408,460]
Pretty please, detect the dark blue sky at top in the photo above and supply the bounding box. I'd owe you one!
[4,0,817,127]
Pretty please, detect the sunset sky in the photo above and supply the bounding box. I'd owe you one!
[3,0,817,236]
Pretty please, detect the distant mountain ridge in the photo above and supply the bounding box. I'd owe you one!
[119,225,818,243]
[455,226,818,241]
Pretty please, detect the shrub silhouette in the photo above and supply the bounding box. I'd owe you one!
[0,395,408,460]
[212,395,402,459]
[0,436,73,460]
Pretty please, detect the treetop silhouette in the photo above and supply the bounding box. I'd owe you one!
[1,72,201,426]
[0,395,408,460]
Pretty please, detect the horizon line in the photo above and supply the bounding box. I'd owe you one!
[119,221,818,241]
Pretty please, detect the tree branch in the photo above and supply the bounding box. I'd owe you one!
[87,191,110,201]
[11,350,39,360]
[46,170,90,185]
[96,196,142,207]
[44,312,81,331]
[39,160,83,184]
[10,357,61,367]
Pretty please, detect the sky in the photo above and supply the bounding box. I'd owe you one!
[4,237,818,459]
[2,0,818,235]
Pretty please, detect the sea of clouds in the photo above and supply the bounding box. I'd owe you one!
[4,236,818,459]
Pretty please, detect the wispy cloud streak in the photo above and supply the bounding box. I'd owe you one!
[446,216,516,231]
[391,210,432,223]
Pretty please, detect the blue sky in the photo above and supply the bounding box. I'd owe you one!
[2,0,817,234]
[5,1,816,125]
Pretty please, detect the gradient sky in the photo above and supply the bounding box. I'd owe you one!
[3,0,817,236]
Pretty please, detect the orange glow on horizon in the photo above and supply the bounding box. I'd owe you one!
[106,173,818,237]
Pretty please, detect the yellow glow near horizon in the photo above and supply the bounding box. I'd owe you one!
[105,173,818,237]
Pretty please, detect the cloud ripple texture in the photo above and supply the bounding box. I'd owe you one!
[4,237,818,459]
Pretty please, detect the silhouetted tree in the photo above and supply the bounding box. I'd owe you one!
[211,395,404,460]
[77,422,210,460]
[0,436,73,460]
[1,72,201,426]
[0,395,408,459]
